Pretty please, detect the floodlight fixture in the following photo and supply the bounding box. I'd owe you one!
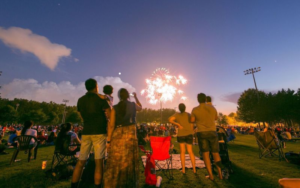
[243,67,261,97]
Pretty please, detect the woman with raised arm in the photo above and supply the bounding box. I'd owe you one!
[104,89,142,188]
[169,103,196,174]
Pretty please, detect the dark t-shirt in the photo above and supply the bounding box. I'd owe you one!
[138,128,147,138]
[77,92,110,135]
[113,101,137,126]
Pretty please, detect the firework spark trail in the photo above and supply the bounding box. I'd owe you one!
[141,68,187,104]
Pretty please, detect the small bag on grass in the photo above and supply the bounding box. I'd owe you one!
[48,164,74,181]
[285,152,300,165]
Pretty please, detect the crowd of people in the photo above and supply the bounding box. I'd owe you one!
[1,78,300,188]
[69,78,225,187]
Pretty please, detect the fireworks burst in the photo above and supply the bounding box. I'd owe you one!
[141,68,187,104]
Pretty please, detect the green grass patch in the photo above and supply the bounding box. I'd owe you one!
[0,134,299,188]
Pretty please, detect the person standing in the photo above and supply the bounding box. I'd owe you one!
[71,78,111,188]
[104,89,142,188]
[191,93,223,181]
[169,103,196,174]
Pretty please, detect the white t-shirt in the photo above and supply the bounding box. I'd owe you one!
[106,95,114,108]
[25,128,37,144]
[67,131,78,145]
[67,131,79,151]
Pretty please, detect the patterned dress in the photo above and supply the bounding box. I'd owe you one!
[104,101,140,188]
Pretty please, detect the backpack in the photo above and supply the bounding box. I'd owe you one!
[145,153,157,185]
[48,164,74,181]
[80,153,95,184]
[285,152,300,165]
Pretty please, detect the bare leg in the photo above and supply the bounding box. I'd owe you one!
[94,159,104,185]
[202,152,214,180]
[212,152,222,179]
[179,143,186,173]
[186,144,196,173]
[72,160,86,184]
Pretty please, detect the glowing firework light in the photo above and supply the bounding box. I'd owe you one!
[141,68,187,104]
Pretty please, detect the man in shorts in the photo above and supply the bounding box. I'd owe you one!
[191,93,223,180]
[71,78,111,188]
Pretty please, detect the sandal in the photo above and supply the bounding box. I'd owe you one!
[205,175,214,181]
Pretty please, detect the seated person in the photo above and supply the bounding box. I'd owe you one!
[56,123,81,154]
[0,135,8,154]
[46,131,57,145]
[21,120,37,147]
[37,130,48,144]
[137,125,147,146]
[281,131,292,140]
[21,120,38,158]
[8,130,17,147]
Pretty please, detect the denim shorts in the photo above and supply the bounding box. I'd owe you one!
[177,134,193,145]
[197,131,219,153]
[78,134,106,160]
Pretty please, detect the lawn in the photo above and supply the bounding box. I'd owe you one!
[0,134,299,188]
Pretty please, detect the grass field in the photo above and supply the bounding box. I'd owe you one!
[0,134,299,188]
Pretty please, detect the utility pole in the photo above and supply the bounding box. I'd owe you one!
[244,67,261,98]
[62,99,69,123]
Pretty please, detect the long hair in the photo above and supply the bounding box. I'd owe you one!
[117,88,129,117]
[21,120,33,135]
[56,123,73,145]
[58,123,72,137]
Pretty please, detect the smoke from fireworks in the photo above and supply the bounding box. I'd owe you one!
[141,68,187,104]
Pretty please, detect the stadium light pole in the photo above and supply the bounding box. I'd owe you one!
[16,103,20,111]
[62,99,69,123]
[244,67,261,98]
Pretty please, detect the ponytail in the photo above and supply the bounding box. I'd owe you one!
[21,120,33,135]
[117,88,129,118]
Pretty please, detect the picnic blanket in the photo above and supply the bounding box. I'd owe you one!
[141,154,205,170]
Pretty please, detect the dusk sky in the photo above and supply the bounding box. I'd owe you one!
[1,1,300,114]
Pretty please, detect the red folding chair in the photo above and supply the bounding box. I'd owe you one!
[150,136,173,180]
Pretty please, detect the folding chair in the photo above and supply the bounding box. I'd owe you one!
[150,136,173,180]
[51,135,80,171]
[10,135,39,164]
[254,130,286,161]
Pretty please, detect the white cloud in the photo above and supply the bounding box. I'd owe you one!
[221,92,242,104]
[0,27,72,70]
[1,77,136,106]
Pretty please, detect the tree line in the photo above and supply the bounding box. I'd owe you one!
[0,98,177,125]
[237,88,300,128]
[136,108,176,124]
[0,98,82,125]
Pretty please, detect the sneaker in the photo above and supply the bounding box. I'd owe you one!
[222,169,229,179]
